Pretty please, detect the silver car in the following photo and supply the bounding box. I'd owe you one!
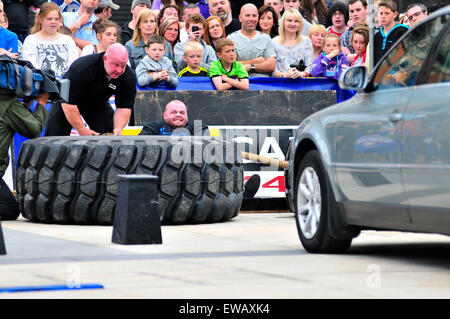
[285,7,450,253]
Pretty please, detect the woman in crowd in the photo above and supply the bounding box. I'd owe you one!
[159,17,180,67]
[21,2,78,78]
[153,0,186,18]
[308,24,327,59]
[203,15,226,51]
[350,23,369,66]
[80,19,120,56]
[157,4,181,25]
[272,9,314,79]
[125,9,159,70]
[256,4,279,38]
[299,0,331,27]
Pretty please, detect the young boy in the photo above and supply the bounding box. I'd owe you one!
[209,38,249,91]
[373,0,409,65]
[178,41,209,77]
[311,33,349,80]
[135,34,178,88]
[327,1,349,38]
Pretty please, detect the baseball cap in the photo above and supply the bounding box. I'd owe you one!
[99,0,120,10]
[131,0,152,10]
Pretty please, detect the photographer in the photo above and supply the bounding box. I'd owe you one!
[44,43,136,136]
[0,91,48,179]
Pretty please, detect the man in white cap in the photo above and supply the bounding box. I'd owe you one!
[119,0,152,45]
[95,0,120,20]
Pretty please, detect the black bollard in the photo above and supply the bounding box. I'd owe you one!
[0,218,6,255]
[112,175,162,245]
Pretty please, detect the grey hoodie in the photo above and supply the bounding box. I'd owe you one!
[135,55,178,88]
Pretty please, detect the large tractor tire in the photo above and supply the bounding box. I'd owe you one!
[15,136,244,225]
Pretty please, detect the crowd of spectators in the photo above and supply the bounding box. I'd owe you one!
[0,0,448,91]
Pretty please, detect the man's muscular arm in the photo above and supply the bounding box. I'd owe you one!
[61,103,99,135]
[113,108,131,136]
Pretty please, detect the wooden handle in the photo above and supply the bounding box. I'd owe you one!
[241,151,288,169]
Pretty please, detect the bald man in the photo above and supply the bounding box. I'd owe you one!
[228,3,276,77]
[139,100,209,136]
[45,43,137,136]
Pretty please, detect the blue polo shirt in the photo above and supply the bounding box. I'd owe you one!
[0,27,19,53]
[62,10,98,44]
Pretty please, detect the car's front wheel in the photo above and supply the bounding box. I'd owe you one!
[295,150,352,253]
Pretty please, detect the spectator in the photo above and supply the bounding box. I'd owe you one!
[299,0,331,27]
[174,13,216,73]
[58,0,81,13]
[340,0,368,56]
[45,43,136,136]
[203,15,226,51]
[157,4,180,25]
[125,8,158,70]
[257,4,279,38]
[373,0,409,65]
[118,0,152,45]
[350,22,368,66]
[272,8,313,79]
[264,0,283,20]
[136,34,178,88]
[62,0,99,49]
[3,0,44,43]
[399,13,410,28]
[179,3,201,42]
[94,0,120,20]
[21,2,78,78]
[139,100,209,136]
[281,0,311,35]
[158,16,180,66]
[310,33,349,80]
[153,0,186,18]
[228,3,276,77]
[406,3,428,26]
[327,1,349,38]
[230,0,264,18]
[209,0,241,36]
[0,0,18,59]
[80,18,119,56]
[178,41,208,77]
[209,38,249,90]
[308,23,326,59]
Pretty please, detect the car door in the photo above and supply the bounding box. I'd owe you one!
[401,16,450,232]
[335,22,437,225]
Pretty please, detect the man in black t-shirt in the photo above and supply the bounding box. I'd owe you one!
[139,100,209,136]
[208,0,241,36]
[45,43,137,136]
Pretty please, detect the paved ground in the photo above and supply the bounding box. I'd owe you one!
[0,212,449,299]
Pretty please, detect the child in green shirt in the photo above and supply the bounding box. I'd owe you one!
[209,38,249,90]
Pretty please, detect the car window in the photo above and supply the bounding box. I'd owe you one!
[372,14,448,90]
[426,30,450,84]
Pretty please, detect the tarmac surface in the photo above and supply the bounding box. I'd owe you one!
[0,211,449,299]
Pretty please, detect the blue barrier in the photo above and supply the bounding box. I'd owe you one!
[137,77,356,103]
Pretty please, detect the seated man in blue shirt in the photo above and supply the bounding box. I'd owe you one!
[139,100,209,136]
[0,0,18,59]
[62,0,99,49]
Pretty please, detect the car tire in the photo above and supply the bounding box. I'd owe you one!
[15,136,243,225]
[294,150,352,253]
[0,178,20,221]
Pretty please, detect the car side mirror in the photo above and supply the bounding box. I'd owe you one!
[339,66,368,91]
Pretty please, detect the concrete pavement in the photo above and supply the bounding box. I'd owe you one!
[0,212,449,299]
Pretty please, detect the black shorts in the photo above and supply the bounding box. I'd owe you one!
[44,102,115,136]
